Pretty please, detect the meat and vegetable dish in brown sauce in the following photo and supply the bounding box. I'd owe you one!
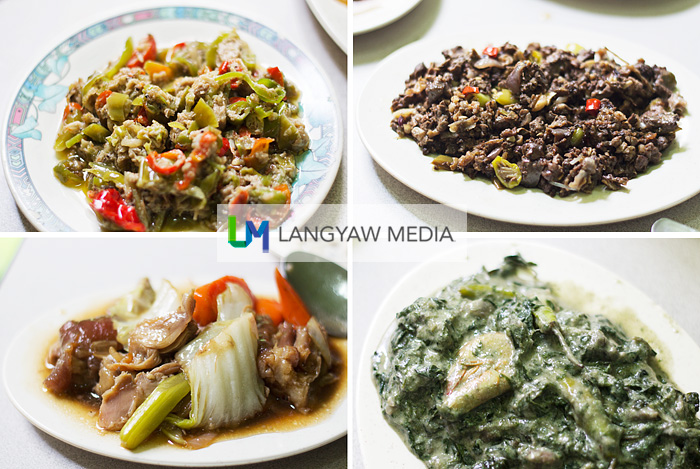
[391,43,686,196]
[43,271,344,450]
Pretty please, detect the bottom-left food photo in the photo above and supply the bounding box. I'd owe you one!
[0,238,347,468]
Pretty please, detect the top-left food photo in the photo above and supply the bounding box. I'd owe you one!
[1,4,345,231]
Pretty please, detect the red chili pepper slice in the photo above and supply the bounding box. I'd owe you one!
[175,166,195,190]
[585,98,601,116]
[229,97,246,104]
[230,79,240,90]
[172,42,186,52]
[218,61,231,74]
[274,183,291,205]
[96,90,113,109]
[62,102,82,121]
[266,67,284,86]
[136,107,150,126]
[127,34,157,68]
[218,137,231,157]
[462,86,480,96]
[230,188,249,205]
[146,149,186,175]
[89,188,146,232]
[483,46,499,58]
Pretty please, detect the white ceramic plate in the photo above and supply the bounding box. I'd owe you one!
[305,0,348,53]
[357,26,700,226]
[353,0,423,35]
[356,241,700,468]
[4,275,347,466]
[2,7,342,232]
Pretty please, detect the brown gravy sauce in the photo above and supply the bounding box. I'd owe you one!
[41,300,347,449]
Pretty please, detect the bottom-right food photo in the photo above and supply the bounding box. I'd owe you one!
[355,239,700,468]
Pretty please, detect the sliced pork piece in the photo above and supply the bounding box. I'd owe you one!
[44,317,119,395]
[109,291,197,372]
[97,362,181,430]
[256,318,332,410]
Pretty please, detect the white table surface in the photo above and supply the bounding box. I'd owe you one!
[0,238,347,468]
[352,0,700,231]
[0,0,347,232]
[352,238,700,468]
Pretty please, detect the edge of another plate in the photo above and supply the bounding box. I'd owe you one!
[353,0,423,35]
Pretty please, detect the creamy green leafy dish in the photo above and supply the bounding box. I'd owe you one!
[373,256,700,468]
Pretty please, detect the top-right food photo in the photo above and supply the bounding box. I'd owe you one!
[354,0,700,231]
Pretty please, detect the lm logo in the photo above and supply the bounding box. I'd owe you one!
[228,216,270,253]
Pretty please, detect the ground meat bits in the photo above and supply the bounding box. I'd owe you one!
[391,43,687,197]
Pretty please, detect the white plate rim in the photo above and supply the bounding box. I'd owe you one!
[304,0,348,54]
[353,0,424,35]
[356,240,700,468]
[356,25,700,226]
[1,6,343,232]
[3,281,347,466]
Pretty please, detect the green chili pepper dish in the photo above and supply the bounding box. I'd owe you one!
[54,29,309,232]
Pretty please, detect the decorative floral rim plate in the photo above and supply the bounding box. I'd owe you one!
[356,241,700,467]
[357,25,700,226]
[1,7,342,232]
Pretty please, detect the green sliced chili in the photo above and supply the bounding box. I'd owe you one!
[216,72,286,104]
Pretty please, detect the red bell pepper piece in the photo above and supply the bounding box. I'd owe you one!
[127,34,157,68]
[483,46,499,58]
[192,276,257,326]
[585,98,601,116]
[462,86,480,96]
[256,298,284,326]
[89,189,146,232]
[266,67,284,86]
[274,268,311,327]
[146,149,186,175]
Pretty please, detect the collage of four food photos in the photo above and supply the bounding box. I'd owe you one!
[1,1,699,468]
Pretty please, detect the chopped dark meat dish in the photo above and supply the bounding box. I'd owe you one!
[43,271,342,450]
[390,43,687,196]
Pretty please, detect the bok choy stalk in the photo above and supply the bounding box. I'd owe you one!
[109,280,180,346]
[170,313,266,430]
[216,282,254,321]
